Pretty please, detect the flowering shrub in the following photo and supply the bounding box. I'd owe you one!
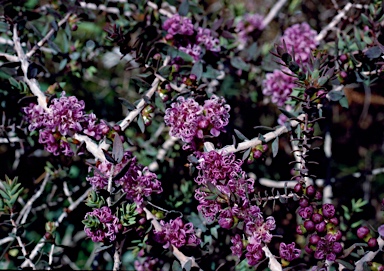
[1,0,384,271]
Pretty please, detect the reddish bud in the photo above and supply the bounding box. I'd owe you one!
[368,237,378,248]
[306,185,316,197]
[304,220,315,232]
[357,226,370,239]
[294,183,303,194]
[299,198,309,208]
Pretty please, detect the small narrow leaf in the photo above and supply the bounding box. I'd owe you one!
[102,149,117,164]
[191,61,203,81]
[95,244,113,254]
[137,114,145,133]
[118,98,136,110]
[178,0,189,16]
[272,137,279,157]
[112,133,124,163]
[242,148,251,161]
[234,129,248,141]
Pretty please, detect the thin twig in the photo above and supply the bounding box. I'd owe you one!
[262,0,288,27]
[315,3,353,42]
[26,13,71,58]
[119,56,170,131]
[79,2,132,17]
[217,114,305,154]
[16,172,50,225]
[20,188,92,268]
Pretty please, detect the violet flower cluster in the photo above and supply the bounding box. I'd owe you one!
[154,217,201,249]
[194,150,276,266]
[281,22,318,64]
[86,150,162,206]
[163,14,220,61]
[296,202,343,262]
[164,95,230,149]
[83,206,122,243]
[262,23,318,124]
[279,242,301,262]
[235,13,265,47]
[23,92,108,156]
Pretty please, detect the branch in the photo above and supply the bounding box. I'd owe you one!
[217,114,305,154]
[16,172,50,225]
[119,56,170,131]
[13,24,48,110]
[0,52,19,62]
[20,188,92,268]
[315,3,364,42]
[262,245,282,271]
[26,13,71,58]
[262,0,288,27]
[79,2,132,17]
[148,136,178,172]
[355,236,384,269]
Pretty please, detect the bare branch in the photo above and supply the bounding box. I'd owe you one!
[262,0,288,27]
[217,114,305,154]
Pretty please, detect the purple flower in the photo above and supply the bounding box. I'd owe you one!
[262,69,296,107]
[378,224,384,238]
[163,14,194,36]
[179,44,203,61]
[86,151,162,206]
[298,206,314,219]
[155,217,200,248]
[279,242,301,261]
[322,203,335,218]
[236,13,265,46]
[196,27,220,52]
[281,22,318,64]
[245,242,264,266]
[84,206,121,243]
[230,234,244,258]
[23,92,106,156]
[164,95,230,148]
[218,208,234,229]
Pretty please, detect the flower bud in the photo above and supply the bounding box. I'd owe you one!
[339,54,348,63]
[322,203,335,218]
[299,198,309,208]
[315,221,326,233]
[294,183,303,194]
[309,234,320,245]
[296,224,306,235]
[357,226,370,239]
[311,213,323,224]
[368,237,378,248]
[306,185,316,197]
[329,217,339,226]
[304,220,315,232]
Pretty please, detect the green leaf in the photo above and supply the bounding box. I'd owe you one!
[0,22,9,33]
[191,61,203,81]
[338,96,349,108]
[327,90,344,101]
[112,132,124,163]
[242,148,251,161]
[365,46,381,59]
[178,0,189,16]
[279,107,299,118]
[234,129,248,141]
[230,57,250,71]
[335,259,354,270]
[172,260,182,271]
[94,244,113,254]
[137,114,145,133]
[118,98,136,111]
[183,260,192,271]
[272,137,279,157]
[351,220,363,228]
